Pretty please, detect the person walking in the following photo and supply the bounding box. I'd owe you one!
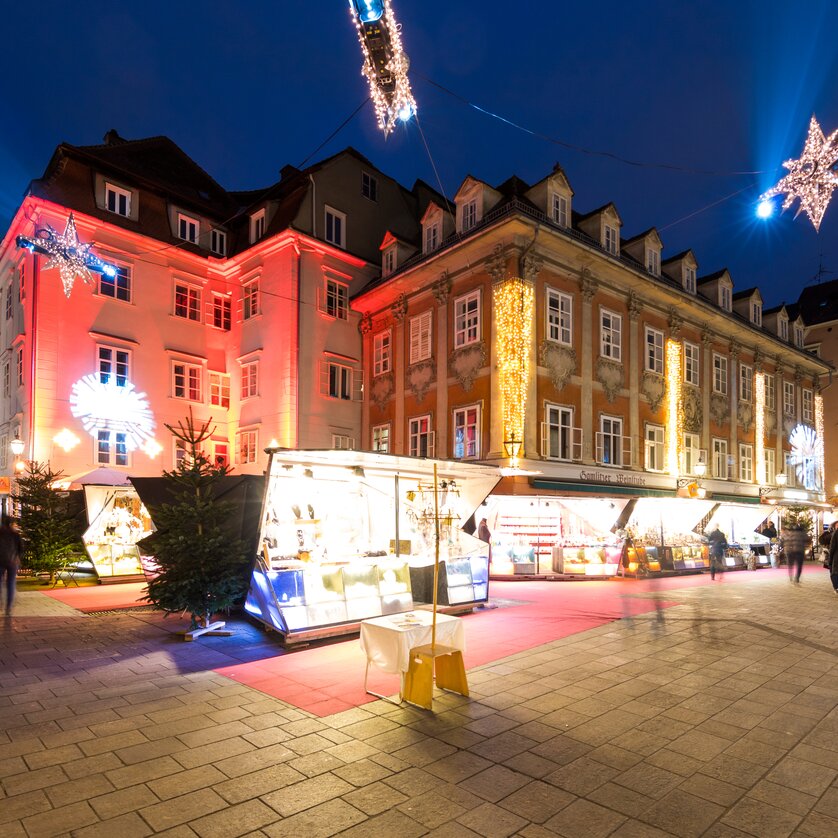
[781,522,809,584]
[0,515,22,615]
[762,520,777,540]
[827,523,838,595]
[477,517,492,563]
[707,525,728,580]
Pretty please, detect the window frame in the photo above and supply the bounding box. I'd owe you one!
[242,278,260,320]
[240,361,258,400]
[16,345,24,387]
[408,414,433,458]
[684,341,700,386]
[646,249,660,276]
[683,432,701,475]
[719,285,732,311]
[324,278,349,320]
[551,193,568,227]
[372,423,390,453]
[779,318,788,341]
[645,326,664,374]
[361,171,378,201]
[172,361,203,402]
[325,361,353,400]
[461,199,477,232]
[237,430,258,465]
[603,224,618,255]
[783,381,795,417]
[250,210,266,244]
[765,375,775,411]
[765,448,776,484]
[209,371,230,408]
[739,363,753,402]
[177,213,199,244]
[600,308,622,362]
[105,182,132,217]
[684,266,696,294]
[454,289,481,349]
[373,331,391,377]
[424,221,440,254]
[211,293,231,331]
[712,353,728,395]
[210,228,227,256]
[712,438,729,480]
[802,388,813,423]
[409,310,433,364]
[97,429,129,467]
[598,414,625,467]
[546,288,572,346]
[324,206,346,249]
[739,443,754,482]
[543,403,576,461]
[382,246,396,277]
[452,403,481,459]
[644,423,665,472]
[751,302,762,326]
[97,344,130,387]
[99,262,132,303]
[174,281,202,322]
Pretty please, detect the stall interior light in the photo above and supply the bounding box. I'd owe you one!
[268,438,279,449]
[142,439,163,459]
[696,486,707,499]
[303,468,314,479]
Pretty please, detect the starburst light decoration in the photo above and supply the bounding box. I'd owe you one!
[349,0,417,136]
[787,424,820,491]
[70,375,155,451]
[16,213,117,297]
[759,116,838,231]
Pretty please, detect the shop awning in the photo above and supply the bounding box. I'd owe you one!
[530,479,762,505]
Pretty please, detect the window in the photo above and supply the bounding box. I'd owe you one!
[16,346,24,387]
[752,302,762,326]
[409,415,433,457]
[97,430,128,467]
[2,361,9,398]
[325,206,346,248]
[250,210,266,244]
[238,430,257,465]
[684,342,700,386]
[213,441,229,469]
[739,364,753,402]
[546,289,572,345]
[325,362,352,400]
[598,415,624,466]
[713,353,728,395]
[783,381,795,416]
[372,424,390,453]
[543,405,577,461]
[5,286,11,319]
[603,224,618,255]
[177,213,199,244]
[453,404,480,459]
[765,448,776,484]
[100,263,131,302]
[332,434,354,450]
[243,279,260,320]
[794,325,804,348]
[600,309,622,361]
[383,247,396,277]
[210,229,227,256]
[684,266,696,294]
[105,183,131,217]
[211,294,231,331]
[361,172,378,201]
[461,199,477,232]
[424,222,440,253]
[454,290,480,348]
[779,318,788,341]
[409,310,432,363]
[174,439,189,468]
[209,372,230,408]
[0,435,6,470]
[97,346,129,386]
[172,362,202,401]
[802,388,813,423]
[644,424,665,472]
[373,331,391,376]
[241,362,258,399]
[683,432,701,475]
[552,193,568,227]
[719,285,731,311]
[18,262,25,302]
[647,249,660,276]
[765,375,775,411]
[739,444,753,482]
[645,327,664,374]
[712,438,728,479]
[174,282,201,321]
[324,279,348,320]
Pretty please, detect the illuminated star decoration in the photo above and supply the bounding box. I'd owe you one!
[16,213,117,297]
[349,0,417,137]
[788,424,820,491]
[759,116,838,231]
[70,374,155,451]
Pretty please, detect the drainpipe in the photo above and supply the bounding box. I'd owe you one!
[309,175,316,238]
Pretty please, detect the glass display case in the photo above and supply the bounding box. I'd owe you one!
[408,555,490,606]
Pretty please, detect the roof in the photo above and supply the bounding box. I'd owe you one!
[697,269,730,285]
[797,278,838,325]
[732,287,760,301]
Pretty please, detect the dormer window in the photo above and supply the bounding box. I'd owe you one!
[325,206,346,248]
[382,246,397,277]
[751,302,762,327]
[794,324,804,347]
[720,285,731,312]
[779,318,788,341]
[210,229,227,256]
[177,213,199,244]
[250,210,266,244]
[424,221,440,254]
[552,193,568,227]
[105,183,132,217]
[361,172,378,202]
[462,199,477,232]
[603,224,618,256]
[684,266,696,294]
[646,249,660,276]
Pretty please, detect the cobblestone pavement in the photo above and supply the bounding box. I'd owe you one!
[1,569,837,837]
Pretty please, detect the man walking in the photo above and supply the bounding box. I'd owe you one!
[0,515,22,615]
[827,523,838,595]
[707,525,727,581]
[781,522,809,585]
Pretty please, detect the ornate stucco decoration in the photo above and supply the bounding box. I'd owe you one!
[710,393,729,425]
[738,400,754,433]
[391,293,407,322]
[540,341,577,391]
[628,291,642,321]
[753,348,763,372]
[683,388,702,432]
[783,414,797,436]
[794,366,804,386]
[522,252,543,282]
[370,372,394,410]
[701,325,713,347]
[432,271,452,306]
[449,342,486,392]
[359,312,373,335]
[765,410,776,436]
[668,307,683,337]
[596,358,624,402]
[406,361,435,403]
[641,372,666,413]
[729,339,741,360]
[486,244,507,282]
[579,270,598,302]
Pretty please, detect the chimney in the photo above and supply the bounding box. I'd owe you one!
[103,129,125,146]
[280,164,300,181]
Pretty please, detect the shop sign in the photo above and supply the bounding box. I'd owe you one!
[578,469,649,488]
[0,476,9,494]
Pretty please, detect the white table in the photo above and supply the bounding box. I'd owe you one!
[360,611,465,701]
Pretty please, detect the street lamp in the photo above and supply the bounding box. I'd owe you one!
[504,432,523,465]
[10,433,24,458]
[694,459,707,478]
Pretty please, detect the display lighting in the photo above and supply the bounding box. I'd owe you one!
[53,428,80,452]
[754,371,766,485]
[348,0,417,136]
[494,278,534,461]
[16,213,118,297]
[70,375,155,451]
[665,339,683,477]
[759,115,838,232]
[815,393,825,491]
[142,439,163,459]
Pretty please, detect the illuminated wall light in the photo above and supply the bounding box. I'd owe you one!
[815,393,825,491]
[754,371,766,484]
[142,439,163,459]
[665,339,683,476]
[494,278,534,459]
[53,428,80,452]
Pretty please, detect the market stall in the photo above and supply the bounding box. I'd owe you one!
[704,503,773,569]
[244,450,500,643]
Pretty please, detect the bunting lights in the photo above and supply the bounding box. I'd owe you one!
[16,213,117,297]
[754,371,766,485]
[349,0,417,136]
[494,278,534,460]
[70,375,155,451]
[665,339,682,476]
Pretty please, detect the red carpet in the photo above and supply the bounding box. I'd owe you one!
[216,571,783,717]
[42,581,148,612]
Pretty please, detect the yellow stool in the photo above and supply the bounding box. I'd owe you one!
[402,644,469,710]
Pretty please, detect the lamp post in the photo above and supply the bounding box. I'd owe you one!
[503,432,523,467]
[10,433,25,473]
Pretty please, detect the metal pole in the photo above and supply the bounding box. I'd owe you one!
[432,462,439,653]
[394,474,400,558]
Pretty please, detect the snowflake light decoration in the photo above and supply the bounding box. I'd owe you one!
[759,116,838,231]
[16,213,118,297]
[70,374,155,451]
[787,424,821,491]
[349,0,417,136]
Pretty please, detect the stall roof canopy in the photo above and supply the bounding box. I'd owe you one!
[530,479,761,505]
[67,467,132,487]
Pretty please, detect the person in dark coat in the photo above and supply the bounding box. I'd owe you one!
[781,523,809,584]
[707,525,728,581]
[477,518,492,563]
[762,521,777,540]
[0,515,22,615]
[827,524,838,595]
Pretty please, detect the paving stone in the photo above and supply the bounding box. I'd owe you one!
[456,800,528,837]
[746,779,817,817]
[73,811,154,838]
[640,787,725,837]
[287,751,346,778]
[90,783,160,819]
[0,789,52,825]
[22,800,99,838]
[147,764,227,801]
[342,780,408,816]
[190,799,279,838]
[544,755,619,796]
[262,773,354,817]
[397,784,478,828]
[544,797,627,837]
[139,788,227,832]
[215,764,306,805]
[680,772,746,807]
[797,810,838,837]
[332,758,392,788]
[105,756,183,790]
[3,764,68,796]
[721,795,803,837]
[764,755,836,796]
[497,779,575,823]
[330,808,426,838]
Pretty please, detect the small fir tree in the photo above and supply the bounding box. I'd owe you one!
[144,411,249,630]
[782,505,813,533]
[13,462,83,582]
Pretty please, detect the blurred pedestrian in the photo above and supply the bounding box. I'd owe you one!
[477,517,492,563]
[781,522,809,585]
[0,515,22,615]
[707,525,727,581]
[762,520,777,540]
[827,523,838,595]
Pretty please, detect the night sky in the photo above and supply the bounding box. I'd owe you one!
[2,1,837,308]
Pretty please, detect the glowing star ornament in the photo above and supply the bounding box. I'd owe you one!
[349,0,417,136]
[759,116,838,231]
[70,375,155,451]
[16,213,117,297]
[787,424,821,491]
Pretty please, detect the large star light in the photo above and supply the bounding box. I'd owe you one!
[760,116,838,231]
[16,213,117,297]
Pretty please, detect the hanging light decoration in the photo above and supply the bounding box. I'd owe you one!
[759,116,838,232]
[754,371,766,485]
[665,339,682,476]
[16,213,117,297]
[815,393,825,492]
[70,375,155,451]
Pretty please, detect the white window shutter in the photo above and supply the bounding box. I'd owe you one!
[353,369,364,401]
[319,361,330,396]
[540,421,548,458]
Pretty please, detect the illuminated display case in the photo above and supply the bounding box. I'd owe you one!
[245,450,500,643]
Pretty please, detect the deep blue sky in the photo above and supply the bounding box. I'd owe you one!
[2,1,837,307]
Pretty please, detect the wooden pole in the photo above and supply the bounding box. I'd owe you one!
[394,474,400,558]
[432,462,439,653]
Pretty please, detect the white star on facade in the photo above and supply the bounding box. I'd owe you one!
[41,214,98,296]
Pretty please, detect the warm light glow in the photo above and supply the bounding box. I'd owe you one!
[53,428,80,452]
[494,278,534,460]
[9,435,24,457]
[694,459,707,477]
[755,371,766,484]
[14,459,25,472]
[776,472,787,486]
[268,438,280,449]
[665,339,683,476]
[142,439,163,459]
[815,393,825,491]
[696,486,707,499]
